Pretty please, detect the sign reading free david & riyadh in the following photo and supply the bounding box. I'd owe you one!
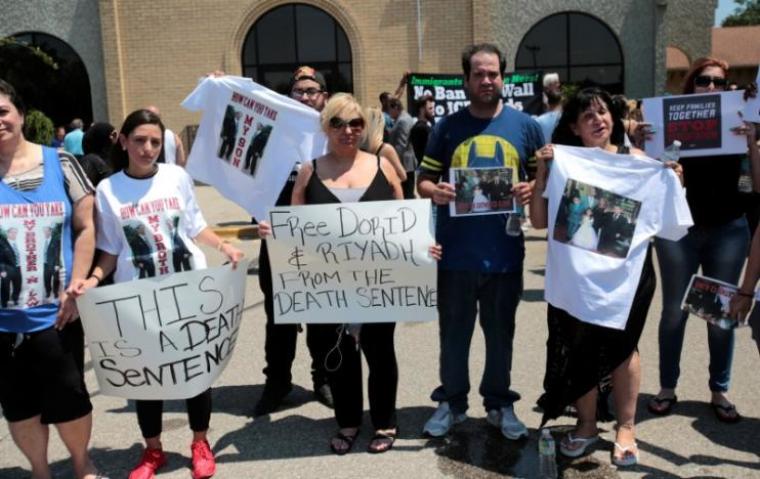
[77,263,249,400]
[642,90,746,159]
[406,71,543,121]
[265,199,438,324]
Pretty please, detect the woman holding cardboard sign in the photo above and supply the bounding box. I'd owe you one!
[649,58,760,424]
[74,109,243,479]
[259,93,440,455]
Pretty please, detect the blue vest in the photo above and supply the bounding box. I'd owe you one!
[0,147,74,332]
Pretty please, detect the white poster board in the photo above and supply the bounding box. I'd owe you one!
[182,76,326,220]
[743,67,760,123]
[642,90,746,159]
[77,263,248,400]
[266,199,437,324]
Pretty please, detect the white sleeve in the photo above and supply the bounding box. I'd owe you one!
[94,188,124,255]
[656,171,694,241]
[179,169,208,238]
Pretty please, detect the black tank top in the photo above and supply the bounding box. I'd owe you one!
[304,155,395,205]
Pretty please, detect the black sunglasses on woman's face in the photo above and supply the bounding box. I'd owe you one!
[694,75,727,88]
[329,117,364,130]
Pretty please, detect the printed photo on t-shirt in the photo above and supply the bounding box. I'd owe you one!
[552,179,640,259]
[681,274,746,330]
[216,92,276,179]
[449,167,516,216]
[0,202,66,309]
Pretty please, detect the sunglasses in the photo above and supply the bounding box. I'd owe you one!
[694,75,727,88]
[291,88,323,98]
[329,117,364,130]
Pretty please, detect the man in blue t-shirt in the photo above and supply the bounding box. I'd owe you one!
[417,43,545,440]
[63,118,84,158]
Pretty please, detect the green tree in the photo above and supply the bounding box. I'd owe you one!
[24,109,54,145]
[722,0,760,26]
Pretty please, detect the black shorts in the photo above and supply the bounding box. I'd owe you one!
[0,321,92,424]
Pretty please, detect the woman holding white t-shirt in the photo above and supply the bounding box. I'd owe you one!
[530,87,683,467]
[72,109,243,479]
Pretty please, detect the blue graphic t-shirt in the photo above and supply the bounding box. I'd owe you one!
[419,106,544,272]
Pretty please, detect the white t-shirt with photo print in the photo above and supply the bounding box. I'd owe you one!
[95,163,208,284]
[543,145,693,330]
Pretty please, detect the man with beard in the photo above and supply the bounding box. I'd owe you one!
[417,44,544,440]
[254,66,334,416]
[410,94,435,165]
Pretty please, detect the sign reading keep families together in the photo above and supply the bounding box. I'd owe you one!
[77,264,248,400]
[265,199,438,324]
[642,90,746,158]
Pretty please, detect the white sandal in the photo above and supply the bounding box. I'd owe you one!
[612,442,639,466]
[559,433,599,458]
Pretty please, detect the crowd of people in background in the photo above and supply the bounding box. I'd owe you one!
[1,38,760,479]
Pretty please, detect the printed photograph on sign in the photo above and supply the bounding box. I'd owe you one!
[552,179,640,259]
[449,167,515,216]
[681,275,745,330]
[0,202,66,309]
[663,94,721,150]
[217,93,275,178]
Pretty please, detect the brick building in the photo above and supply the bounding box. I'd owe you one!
[1,0,716,139]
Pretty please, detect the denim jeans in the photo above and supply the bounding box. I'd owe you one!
[654,216,749,392]
[431,270,522,414]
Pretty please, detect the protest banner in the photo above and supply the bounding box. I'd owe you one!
[77,263,249,400]
[406,71,542,121]
[642,90,746,159]
[743,67,760,123]
[265,199,437,324]
[681,274,746,330]
[182,76,326,221]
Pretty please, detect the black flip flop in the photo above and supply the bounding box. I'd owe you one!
[711,402,741,423]
[367,430,397,454]
[330,430,359,455]
[647,395,678,416]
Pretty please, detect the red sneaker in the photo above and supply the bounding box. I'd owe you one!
[191,439,216,479]
[128,447,166,479]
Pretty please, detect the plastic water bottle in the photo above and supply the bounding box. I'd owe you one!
[506,204,523,237]
[660,140,681,163]
[538,428,558,479]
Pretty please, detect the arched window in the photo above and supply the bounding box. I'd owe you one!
[515,12,624,93]
[0,32,93,126]
[242,3,352,94]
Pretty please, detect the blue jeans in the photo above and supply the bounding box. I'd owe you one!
[431,270,522,414]
[654,216,749,392]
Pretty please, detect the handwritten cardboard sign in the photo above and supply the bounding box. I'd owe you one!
[77,264,248,400]
[266,199,437,324]
[642,90,746,158]
[743,67,760,123]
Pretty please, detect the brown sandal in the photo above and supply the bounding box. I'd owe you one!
[367,430,397,454]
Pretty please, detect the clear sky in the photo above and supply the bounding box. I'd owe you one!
[715,0,739,26]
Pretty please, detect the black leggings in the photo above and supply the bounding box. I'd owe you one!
[135,388,212,439]
[313,322,398,430]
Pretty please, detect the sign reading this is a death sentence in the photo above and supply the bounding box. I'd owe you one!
[266,199,437,324]
[77,264,248,400]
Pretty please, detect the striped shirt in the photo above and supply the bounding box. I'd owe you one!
[1,151,94,202]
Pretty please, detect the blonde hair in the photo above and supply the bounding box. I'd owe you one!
[320,93,367,144]
[364,107,385,153]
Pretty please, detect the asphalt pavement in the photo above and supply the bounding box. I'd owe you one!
[1,185,759,478]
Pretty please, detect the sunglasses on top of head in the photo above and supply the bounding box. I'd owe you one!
[694,75,727,88]
[329,117,364,130]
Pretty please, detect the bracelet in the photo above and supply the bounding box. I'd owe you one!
[217,240,229,251]
[89,273,102,285]
[737,290,754,298]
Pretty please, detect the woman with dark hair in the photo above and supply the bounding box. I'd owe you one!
[0,79,103,478]
[80,122,116,187]
[74,109,244,479]
[648,57,760,423]
[530,87,685,466]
